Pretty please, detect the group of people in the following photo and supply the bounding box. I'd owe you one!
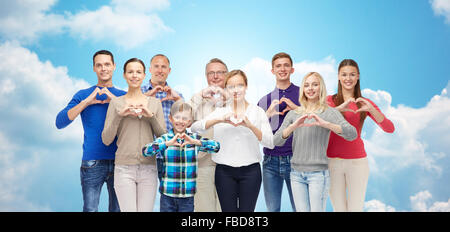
[56,50,394,212]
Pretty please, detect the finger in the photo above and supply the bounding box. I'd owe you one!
[355,97,369,104]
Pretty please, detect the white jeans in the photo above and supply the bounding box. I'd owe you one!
[328,157,369,212]
[114,164,158,212]
[194,165,221,212]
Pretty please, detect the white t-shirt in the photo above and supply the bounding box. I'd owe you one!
[191,104,274,167]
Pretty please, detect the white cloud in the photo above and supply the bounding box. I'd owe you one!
[364,199,397,212]
[0,0,66,42]
[431,0,450,24]
[0,41,88,211]
[410,191,450,212]
[364,191,450,212]
[362,82,450,175]
[67,0,173,49]
[0,0,172,49]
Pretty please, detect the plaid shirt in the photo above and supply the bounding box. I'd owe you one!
[141,81,184,131]
[142,130,220,198]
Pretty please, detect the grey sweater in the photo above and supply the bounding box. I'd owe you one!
[274,107,357,172]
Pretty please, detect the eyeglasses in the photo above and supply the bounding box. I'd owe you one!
[207,71,227,77]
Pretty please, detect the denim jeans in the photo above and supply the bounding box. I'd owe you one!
[215,163,262,212]
[80,159,120,212]
[290,169,330,212]
[262,154,296,212]
[160,194,194,212]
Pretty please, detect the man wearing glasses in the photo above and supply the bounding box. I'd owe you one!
[189,58,229,212]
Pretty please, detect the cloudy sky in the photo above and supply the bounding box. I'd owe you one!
[0,0,449,212]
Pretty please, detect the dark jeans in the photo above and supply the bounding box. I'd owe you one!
[80,159,120,212]
[160,194,194,212]
[215,163,262,212]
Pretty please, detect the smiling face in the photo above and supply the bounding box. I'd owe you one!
[338,65,360,91]
[123,61,145,89]
[206,62,227,88]
[225,74,247,102]
[272,57,294,82]
[149,55,171,86]
[169,110,193,134]
[303,74,321,101]
[93,54,116,83]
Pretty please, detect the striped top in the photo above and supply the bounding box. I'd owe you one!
[142,130,220,198]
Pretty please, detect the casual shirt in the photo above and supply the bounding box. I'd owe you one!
[188,90,224,167]
[55,85,126,160]
[257,83,300,156]
[191,104,274,167]
[326,95,395,159]
[141,81,184,131]
[142,130,220,198]
[101,95,167,165]
[274,107,357,172]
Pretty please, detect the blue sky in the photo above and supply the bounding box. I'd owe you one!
[0,0,449,212]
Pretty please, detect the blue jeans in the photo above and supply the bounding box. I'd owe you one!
[80,160,120,212]
[290,170,330,212]
[262,155,296,212]
[160,194,194,212]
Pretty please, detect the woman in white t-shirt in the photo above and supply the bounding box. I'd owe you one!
[191,69,274,212]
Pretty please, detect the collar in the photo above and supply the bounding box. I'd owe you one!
[274,82,295,93]
[147,80,168,90]
[168,129,190,136]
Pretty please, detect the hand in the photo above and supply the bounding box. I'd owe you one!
[98,87,117,104]
[161,86,181,102]
[165,133,183,147]
[83,87,105,106]
[355,97,374,113]
[134,104,154,118]
[219,112,245,127]
[335,97,356,113]
[236,116,253,128]
[179,133,202,147]
[280,97,299,115]
[202,86,226,105]
[304,113,328,128]
[290,114,310,129]
[117,104,138,117]
[144,86,164,97]
[266,99,283,118]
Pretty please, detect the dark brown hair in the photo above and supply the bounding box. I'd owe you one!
[123,58,146,73]
[93,50,114,65]
[333,59,367,130]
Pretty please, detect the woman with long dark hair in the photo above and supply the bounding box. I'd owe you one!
[327,59,395,212]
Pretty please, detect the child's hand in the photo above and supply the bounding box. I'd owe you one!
[179,133,202,147]
[165,133,183,147]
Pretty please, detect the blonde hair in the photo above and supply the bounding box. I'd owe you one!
[170,100,193,119]
[295,72,328,114]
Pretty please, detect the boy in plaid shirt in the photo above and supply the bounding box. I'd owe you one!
[142,101,220,212]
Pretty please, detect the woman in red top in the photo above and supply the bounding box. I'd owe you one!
[326,59,395,212]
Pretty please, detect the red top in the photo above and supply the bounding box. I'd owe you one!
[326,95,395,159]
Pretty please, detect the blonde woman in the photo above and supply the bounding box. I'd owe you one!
[273,72,357,212]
